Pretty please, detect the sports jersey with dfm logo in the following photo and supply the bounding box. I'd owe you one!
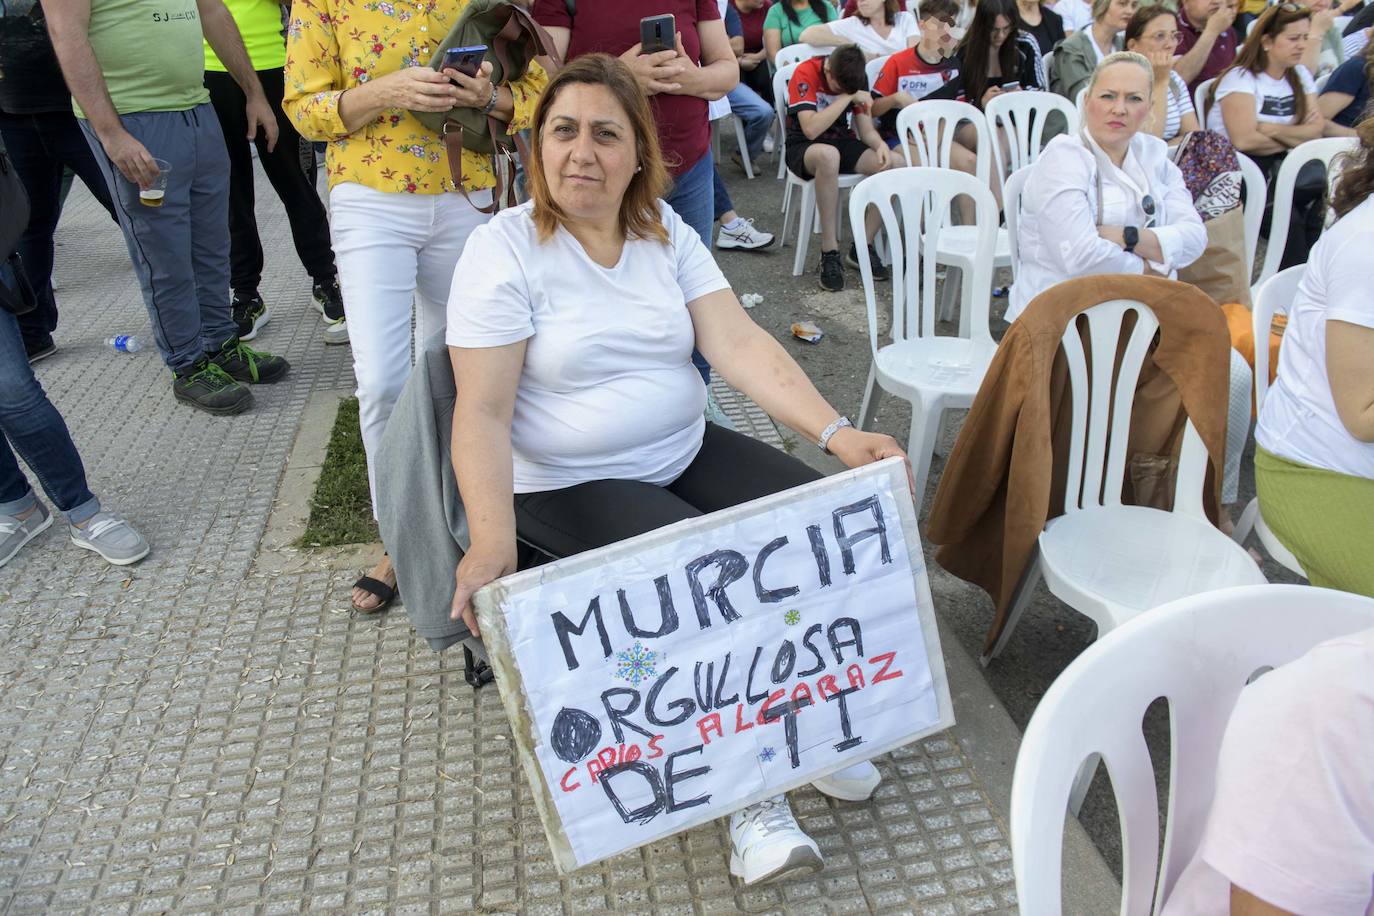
[785,55,870,143]
[872,45,959,136]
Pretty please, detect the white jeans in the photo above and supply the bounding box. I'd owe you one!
[329,182,491,511]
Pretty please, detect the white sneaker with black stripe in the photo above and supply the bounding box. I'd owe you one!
[716,218,775,251]
[728,796,823,885]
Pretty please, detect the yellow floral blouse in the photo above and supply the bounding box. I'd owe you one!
[283,0,547,194]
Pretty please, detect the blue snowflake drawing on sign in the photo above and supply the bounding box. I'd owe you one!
[614,641,658,687]
[783,609,801,626]
[759,747,777,763]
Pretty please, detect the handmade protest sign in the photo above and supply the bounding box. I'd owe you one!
[474,457,953,873]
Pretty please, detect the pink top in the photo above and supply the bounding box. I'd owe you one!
[1161,627,1374,916]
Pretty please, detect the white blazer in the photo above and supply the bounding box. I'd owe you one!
[1008,132,1207,323]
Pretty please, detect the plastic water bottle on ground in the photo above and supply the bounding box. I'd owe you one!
[106,335,143,353]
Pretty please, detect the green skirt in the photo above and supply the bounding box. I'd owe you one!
[1254,445,1374,597]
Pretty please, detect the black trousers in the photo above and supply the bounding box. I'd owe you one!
[0,110,117,351]
[204,67,335,297]
[1250,151,1326,272]
[514,423,823,560]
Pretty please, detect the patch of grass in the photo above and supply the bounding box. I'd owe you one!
[297,396,379,548]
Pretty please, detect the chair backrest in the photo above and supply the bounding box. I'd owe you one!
[1251,264,1305,412]
[774,42,832,71]
[847,167,999,350]
[865,53,891,89]
[1255,136,1359,286]
[1002,166,1032,282]
[771,64,797,164]
[1236,151,1266,279]
[1193,77,1215,124]
[1074,85,1086,120]
[1054,298,1211,519]
[985,91,1081,175]
[895,100,991,181]
[1011,583,1374,915]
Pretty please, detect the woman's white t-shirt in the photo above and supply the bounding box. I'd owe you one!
[1255,194,1374,480]
[1053,0,1092,32]
[446,200,731,493]
[828,10,920,55]
[1206,65,1317,135]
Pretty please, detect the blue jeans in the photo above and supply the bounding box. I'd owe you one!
[0,269,98,524]
[80,105,237,373]
[665,150,715,383]
[712,165,736,222]
[726,83,774,161]
[0,110,117,352]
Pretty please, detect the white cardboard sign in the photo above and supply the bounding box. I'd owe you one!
[474,457,954,872]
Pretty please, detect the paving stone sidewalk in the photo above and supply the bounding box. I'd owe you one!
[0,172,1030,914]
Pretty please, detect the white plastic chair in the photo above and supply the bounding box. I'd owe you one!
[865,54,891,89]
[1011,583,1374,914]
[773,42,832,72]
[984,90,1081,177]
[773,63,866,276]
[1193,77,1215,125]
[1236,151,1266,281]
[1254,136,1358,287]
[985,296,1268,665]
[1231,266,1307,577]
[711,114,754,179]
[896,101,1012,335]
[1001,166,1032,285]
[849,167,1001,506]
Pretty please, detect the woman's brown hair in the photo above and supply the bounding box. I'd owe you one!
[527,54,672,243]
[1123,4,1175,47]
[1205,3,1312,123]
[1331,118,1374,219]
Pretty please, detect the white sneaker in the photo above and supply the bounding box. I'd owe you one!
[69,511,150,566]
[716,218,775,251]
[763,134,776,154]
[321,315,349,345]
[811,760,882,801]
[0,502,52,568]
[728,796,823,885]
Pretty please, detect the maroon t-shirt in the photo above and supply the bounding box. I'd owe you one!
[731,0,771,52]
[1175,7,1238,93]
[534,0,721,176]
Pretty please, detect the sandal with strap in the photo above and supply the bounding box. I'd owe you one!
[351,574,397,613]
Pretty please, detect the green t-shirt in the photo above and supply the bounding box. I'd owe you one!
[763,1,838,50]
[204,0,285,72]
[75,0,210,116]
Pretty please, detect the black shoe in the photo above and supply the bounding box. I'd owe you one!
[312,277,349,345]
[818,249,845,292]
[846,242,891,281]
[211,337,290,384]
[231,292,269,341]
[173,359,253,414]
[25,339,57,364]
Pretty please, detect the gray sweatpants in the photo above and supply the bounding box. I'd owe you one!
[80,104,236,373]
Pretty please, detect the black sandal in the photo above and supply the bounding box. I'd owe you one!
[351,574,397,613]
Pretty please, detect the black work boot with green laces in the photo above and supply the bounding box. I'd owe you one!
[211,336,290,384]
[172,359,253,415]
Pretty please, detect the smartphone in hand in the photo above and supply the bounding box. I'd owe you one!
[640,14,675,54]
[999,80,1022,91]
[443,44,488,79]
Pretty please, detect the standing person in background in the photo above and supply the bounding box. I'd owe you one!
[0,0,117,363]
[532,0,739,387]
[1205,2,1326,270]
[45,0,292,416]
[1018,0,1067,54]
[1050,0,1137,102]
[1174,0,1238,92]
[205,0,347,345]
[764,0,839,63]
[284,0,547,613]
[732,0,774,100]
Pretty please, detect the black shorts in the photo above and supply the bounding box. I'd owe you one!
[784,135,870,179]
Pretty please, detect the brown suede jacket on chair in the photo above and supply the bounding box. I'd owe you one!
[926,275,1232,655]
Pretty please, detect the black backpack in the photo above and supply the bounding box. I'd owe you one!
[0,143,36,316]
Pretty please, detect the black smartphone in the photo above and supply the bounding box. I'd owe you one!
[443,44,488,79]
[640,14,675,54]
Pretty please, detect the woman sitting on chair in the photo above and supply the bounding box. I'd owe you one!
[1049,0,1138,102]
[799,0,922,58]
[1254,119,1374,597]
[1123,4,1203,145]
[1011,53,1253,514]
[936,0,1049,109]
[444,53,910,887]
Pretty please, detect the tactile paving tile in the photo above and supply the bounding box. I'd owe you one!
[0,170,1017,914]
